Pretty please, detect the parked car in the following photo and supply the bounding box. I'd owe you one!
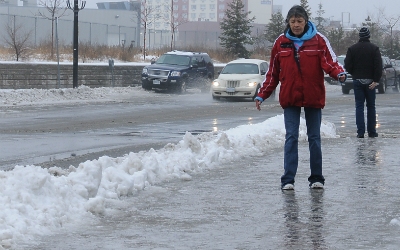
[391,60,400,92]
[339,55,397,94]
[141,51,214,93]
[211,58,269,100]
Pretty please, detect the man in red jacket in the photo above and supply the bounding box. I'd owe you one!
[254,5,346,190]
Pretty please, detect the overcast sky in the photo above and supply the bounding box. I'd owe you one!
[273,0,399,27]
[82,0,400,28]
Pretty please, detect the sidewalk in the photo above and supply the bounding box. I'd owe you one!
[25,135,400,249]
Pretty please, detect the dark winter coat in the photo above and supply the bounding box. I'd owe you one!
[257,27,345,109]
[344,39,382,83]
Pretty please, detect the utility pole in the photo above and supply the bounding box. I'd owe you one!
[67,0,86,88]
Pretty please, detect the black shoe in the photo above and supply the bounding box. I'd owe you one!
[368,132,378,138]
[357,134,364,138]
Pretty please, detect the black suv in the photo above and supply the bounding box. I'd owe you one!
[141,51,214,93]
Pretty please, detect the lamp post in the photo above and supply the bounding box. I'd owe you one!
[67,0,86,88]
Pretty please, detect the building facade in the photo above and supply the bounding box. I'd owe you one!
[0,0,273,51]
[142,0,273,49]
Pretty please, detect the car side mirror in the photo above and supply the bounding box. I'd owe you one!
[261,70,266,75]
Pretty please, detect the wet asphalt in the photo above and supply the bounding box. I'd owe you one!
[21,90,400,249]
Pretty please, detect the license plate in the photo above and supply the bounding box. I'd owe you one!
[226,87,235,93]
[153,80,160,85]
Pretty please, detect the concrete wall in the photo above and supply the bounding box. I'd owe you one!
[0,62,224,89]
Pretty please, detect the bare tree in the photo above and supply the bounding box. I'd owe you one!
[132,0,160,60]
[37,0,68,58]
[376,7,400,56]
[166,0,188,51]
[3,16,33,61]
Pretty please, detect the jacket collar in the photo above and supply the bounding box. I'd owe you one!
[285,21,317,42]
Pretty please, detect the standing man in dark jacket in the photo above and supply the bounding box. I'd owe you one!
[344,27,382,138]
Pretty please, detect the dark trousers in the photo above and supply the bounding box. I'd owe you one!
[353,80,377,135]
[281,106,324,187]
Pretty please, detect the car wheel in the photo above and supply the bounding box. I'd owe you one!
[212,95,220,100]
[200,79,211,93]
[176,80,186,94]
[393,77,400,92]
[142,82,152,91]
[378,78,386,94]
[341,86,350,94]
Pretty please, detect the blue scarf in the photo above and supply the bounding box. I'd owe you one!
[285,21,317,50]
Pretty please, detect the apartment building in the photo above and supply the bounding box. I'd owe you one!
[146,0,272,29]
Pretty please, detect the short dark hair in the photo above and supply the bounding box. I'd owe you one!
[286,5,308,23]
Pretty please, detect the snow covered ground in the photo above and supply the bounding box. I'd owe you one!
[0,85,341,249]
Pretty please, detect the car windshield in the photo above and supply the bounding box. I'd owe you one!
[155,54,191,66]
[221,63,259,74]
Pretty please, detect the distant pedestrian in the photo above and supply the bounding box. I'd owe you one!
[344,27,382,138]
[254,5,346,190]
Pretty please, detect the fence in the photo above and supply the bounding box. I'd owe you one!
[0,12,262,52]
[0,13,137,48]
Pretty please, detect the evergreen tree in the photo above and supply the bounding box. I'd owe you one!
[265,12,286,43]
[315,3,326,35]
[219,0,255,58]
[300,0,312,19]
[362,16,383,48]
[327,27,345,55]
[342,29,359,55]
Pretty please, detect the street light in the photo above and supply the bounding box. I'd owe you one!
[67,0,86,88]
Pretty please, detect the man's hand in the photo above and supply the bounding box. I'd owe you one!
[255,100,262,111]
[369,82,378,90]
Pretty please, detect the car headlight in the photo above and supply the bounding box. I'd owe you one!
[212,80,219,86]
[142,68,148,74]
[170,71,181,77]
[247,82,257,87]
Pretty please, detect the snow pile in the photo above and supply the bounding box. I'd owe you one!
[0,113,337,248]
[0,85,151,106]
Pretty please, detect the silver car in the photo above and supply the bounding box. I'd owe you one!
[211,59,269,100]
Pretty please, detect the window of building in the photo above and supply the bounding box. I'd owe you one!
[191,4,196,11]
[209,13,215,19]
[200,4,205,11]
[191,13,197,20]
[209,4,215,10]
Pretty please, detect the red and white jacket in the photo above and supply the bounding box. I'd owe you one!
[257,33,345,109]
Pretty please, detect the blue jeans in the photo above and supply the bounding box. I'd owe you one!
[353,80,376,135]
[281,106,324,186]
